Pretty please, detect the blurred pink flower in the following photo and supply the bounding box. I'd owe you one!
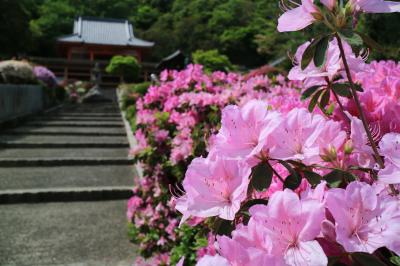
[196,255,230,266]
[277,0,319,32]
[378,133,400,184]
[326,181,400,254]
[349,0,400,13]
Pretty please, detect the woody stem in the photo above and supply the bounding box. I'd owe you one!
[335,33,384,169]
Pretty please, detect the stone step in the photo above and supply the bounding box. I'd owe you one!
[49,112,122,117]
[0,134,127,144]
[24,121,124,127]
[2,126,126,136]
[0,157,133,167]
[0,200,135,265]
[0,165,135,191]
[0,148,129,159]
[33,116,122,122]
[0,187,132,204]
[0,143,129,148]
[58,108,120,113]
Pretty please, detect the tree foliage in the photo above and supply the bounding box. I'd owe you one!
[106,55,141,82]
[192,49,234,72]
[1,0,398,67]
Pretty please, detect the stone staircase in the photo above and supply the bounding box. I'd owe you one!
[0,101,137,265]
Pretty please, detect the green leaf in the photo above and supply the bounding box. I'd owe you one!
[319,89,331,109]
[251,162,273,192]
[339,29,363,47]
[213,218,234,236]
[332,83,352,97]
[308,89,323,112]
[326,103,335,115]
[301,44,316,70]
[301,85,321,100]
[284,174,302,190]
[303,170,322,186]
[390,256,400,266]
[313,36,330,68]
[240,199,269,212]
[353,83,364,92]
[323,170,343,188]
[279,160,302,190]
[351,252,387,266]
[324,169,356,188]
[301,37,322,70]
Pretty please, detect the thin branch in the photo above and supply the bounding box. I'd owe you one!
[335,33,398,195]
[335,33,384,168]
[266,160,285,183]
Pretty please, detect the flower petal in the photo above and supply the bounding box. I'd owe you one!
[277,6,316,32]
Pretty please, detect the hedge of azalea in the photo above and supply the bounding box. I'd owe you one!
[128,1,400,265]
[128,64,306,265]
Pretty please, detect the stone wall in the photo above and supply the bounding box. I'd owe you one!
[0,84,43,122]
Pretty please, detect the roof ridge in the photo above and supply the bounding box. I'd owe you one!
[76,16,131,24]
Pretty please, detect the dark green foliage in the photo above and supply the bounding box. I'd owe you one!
[192,49,234,72]
[106,56,141,82]
[301,85,322,100]
[279,160,302,190]
[303,170,322,186]
[169,225,208,266]
[250,162,273,192]
[2,0,398,66]
[351,252,387,266]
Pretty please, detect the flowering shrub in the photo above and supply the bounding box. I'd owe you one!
[128,1,400,265]
[175,1,400,265]
[0,60,36,84]
[33,66,57,88]
[127,64,307,265]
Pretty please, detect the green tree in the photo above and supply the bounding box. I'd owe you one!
[192,49,234,72]
[106,55,141,82]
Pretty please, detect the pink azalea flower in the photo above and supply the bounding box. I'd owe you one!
[175,156,251,223]
[212,100,282,165]
[346,113,375,168]
[196,255,230,266]
[288,39,365,87]
[250,189,328,266]
[321,0,336,10]
[176,257,185,266]
[269,108,346,165]
[326,181,400,254]
[349,0,400,13]
[277,0,319,32]
[378,133,400,184]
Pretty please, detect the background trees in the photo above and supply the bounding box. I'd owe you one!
[1,0,398,68]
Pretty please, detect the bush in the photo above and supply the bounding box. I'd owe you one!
[192,49,234,72]
[127,64,305,265]
[0,60,36,84]
[120,82,151,111]
[33,66,57,88]
[106,55,141,82]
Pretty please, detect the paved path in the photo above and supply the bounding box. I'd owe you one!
[0,101,137,265]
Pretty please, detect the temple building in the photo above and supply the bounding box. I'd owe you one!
[57,17,154,62]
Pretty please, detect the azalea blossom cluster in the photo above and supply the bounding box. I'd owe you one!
[178,98,400,265]
[173,0,400,265]
[33,66,58,88]
[127,64,306,265]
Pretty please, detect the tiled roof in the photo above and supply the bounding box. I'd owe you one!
[58,17,154,48]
